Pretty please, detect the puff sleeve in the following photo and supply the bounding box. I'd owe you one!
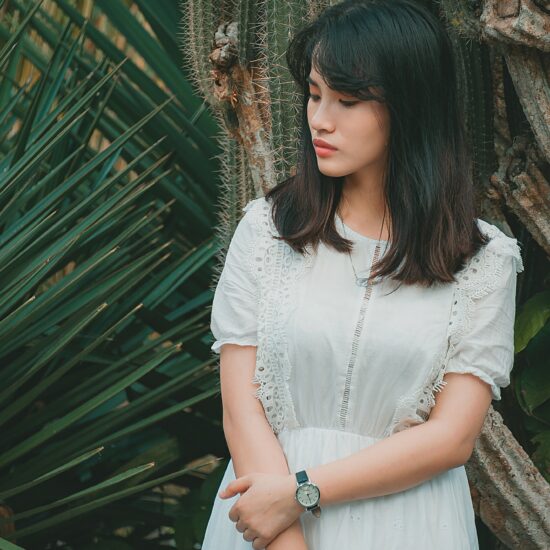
[209,203,258,354]
[443,239,524,401]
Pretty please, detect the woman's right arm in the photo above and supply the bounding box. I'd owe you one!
[210,200,307,548]
[220,343,308,549]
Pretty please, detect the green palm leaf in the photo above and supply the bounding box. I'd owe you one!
[0,1,225,547]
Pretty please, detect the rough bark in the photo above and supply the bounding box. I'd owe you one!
[490,135,550,256]
[481,0,550,52]
[209,21,275,196]
[466,408,550,549]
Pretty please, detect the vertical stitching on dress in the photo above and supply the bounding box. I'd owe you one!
[339,243,381,431]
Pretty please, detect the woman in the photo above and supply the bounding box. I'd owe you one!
[202,1,523,548]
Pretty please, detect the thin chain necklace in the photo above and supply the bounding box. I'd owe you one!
[337,199,388,287]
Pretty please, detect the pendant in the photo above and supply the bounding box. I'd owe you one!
[355,277,370,287]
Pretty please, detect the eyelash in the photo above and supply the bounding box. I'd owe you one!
[308,94,359,108]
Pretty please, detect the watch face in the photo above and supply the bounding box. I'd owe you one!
[296,482,320,507]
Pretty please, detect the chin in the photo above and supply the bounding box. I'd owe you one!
[317,163,350,178]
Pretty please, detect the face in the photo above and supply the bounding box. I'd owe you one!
[306,65,390,179]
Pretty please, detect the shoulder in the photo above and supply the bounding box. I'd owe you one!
[241,195,278,237]
[475,218,524,275]
[228,196,277,263]
[243,195,269,215]
[455,219,524,299]
[242,195,272,219]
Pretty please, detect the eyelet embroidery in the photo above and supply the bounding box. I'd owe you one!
[243,197,313,435]
[339,244,382,430]
[384,220,524,437]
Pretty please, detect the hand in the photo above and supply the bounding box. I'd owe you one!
[219,472,304,549]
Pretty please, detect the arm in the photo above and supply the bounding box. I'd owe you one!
[305,371,492,506]
[219,370,492,544]
[305,244,521,506]
[220,343,307,549]
[209,202,307,547]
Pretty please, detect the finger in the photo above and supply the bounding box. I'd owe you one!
[243,527,256,542]
[228,504,239,523]
[219,477,243,498]
[236,519,247,534]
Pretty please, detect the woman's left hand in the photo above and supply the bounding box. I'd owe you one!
[219,472,304,549]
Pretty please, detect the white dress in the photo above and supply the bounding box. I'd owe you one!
[202,196,524,550]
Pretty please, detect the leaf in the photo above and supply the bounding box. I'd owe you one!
[516,323,550,414]
[0,537,25,550]
[514,290,550,353]
[9,458,222,539]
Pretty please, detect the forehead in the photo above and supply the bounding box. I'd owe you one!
[306,70,355,98]
[307,66,325,86]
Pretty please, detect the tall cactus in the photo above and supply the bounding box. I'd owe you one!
[180,0,550,547]
[181,0,316,274]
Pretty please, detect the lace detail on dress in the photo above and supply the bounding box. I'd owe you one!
[243,197,313,435]
[382,339,452,436]
[446,219,524,350]
[383,219,524,437]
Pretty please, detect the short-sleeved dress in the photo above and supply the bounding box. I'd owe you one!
[201,196,524,550]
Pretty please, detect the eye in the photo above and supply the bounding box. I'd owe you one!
[308,94,358,108]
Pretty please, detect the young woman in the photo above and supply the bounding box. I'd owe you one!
[202,1,523,548]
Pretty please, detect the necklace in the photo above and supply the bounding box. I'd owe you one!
[337,200,388,287]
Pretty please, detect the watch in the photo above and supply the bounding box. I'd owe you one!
[294,470,321,517]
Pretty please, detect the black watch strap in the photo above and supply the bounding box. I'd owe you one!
[295,470,309,484]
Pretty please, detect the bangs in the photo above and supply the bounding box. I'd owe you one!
[287,11,387,103]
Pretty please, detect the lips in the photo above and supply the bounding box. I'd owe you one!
[313,139,337,150]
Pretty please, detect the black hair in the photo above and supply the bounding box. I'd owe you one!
[264,0,489,287]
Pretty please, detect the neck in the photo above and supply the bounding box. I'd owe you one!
[339,176,391,241]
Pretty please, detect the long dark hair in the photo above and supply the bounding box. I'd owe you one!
[264,0,489,287]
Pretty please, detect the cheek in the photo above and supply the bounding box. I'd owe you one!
[363,107,389,144]
[348,113,386,147]
[306,101,316,124]
[373,103,390,138]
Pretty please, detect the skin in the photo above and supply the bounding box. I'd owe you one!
[307,65,392,239]
[219,344,308,550]
[218,68,494,549]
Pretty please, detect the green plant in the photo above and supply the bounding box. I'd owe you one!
[0,0,229,547]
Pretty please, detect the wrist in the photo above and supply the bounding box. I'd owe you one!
[288,473,305,516]
[267,519,308,549]
[292,469,322,517]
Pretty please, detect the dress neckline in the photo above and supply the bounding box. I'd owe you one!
[336,213,389,244]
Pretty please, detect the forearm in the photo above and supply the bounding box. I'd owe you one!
[223,412,292,478]
[307,419,469,506]
[223,412,307,547]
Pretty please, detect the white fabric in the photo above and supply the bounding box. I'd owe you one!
[203,196,524,550]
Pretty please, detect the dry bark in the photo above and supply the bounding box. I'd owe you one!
[209,21,275,196]
[466,408,550,549]
[481,0,550,51]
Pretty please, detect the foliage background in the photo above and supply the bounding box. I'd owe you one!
[0,0,230,548]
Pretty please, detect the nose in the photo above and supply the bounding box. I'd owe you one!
[308,100,336,134]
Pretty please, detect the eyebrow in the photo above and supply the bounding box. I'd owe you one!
[306,76,319,87]
[306,76,356,99]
